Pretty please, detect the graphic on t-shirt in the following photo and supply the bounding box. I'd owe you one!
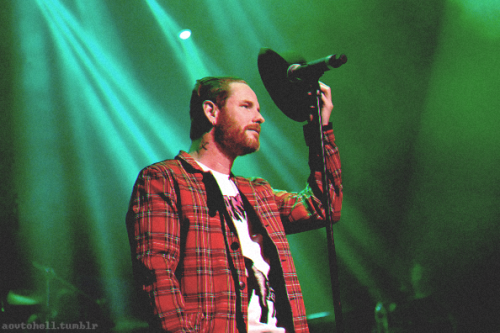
[218,187,283,331]
[224,193,246,222]
[249,261,277,324]
[196,162,283,330]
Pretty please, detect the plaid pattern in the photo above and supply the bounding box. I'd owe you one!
[126,125,342,332]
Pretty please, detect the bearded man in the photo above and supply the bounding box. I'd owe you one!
[126,76,343,332]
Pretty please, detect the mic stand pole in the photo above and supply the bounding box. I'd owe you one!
[310,81,344,333]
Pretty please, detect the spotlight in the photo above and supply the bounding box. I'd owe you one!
[179,29,191,40]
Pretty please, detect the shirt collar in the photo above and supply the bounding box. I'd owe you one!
[176,150,236,179]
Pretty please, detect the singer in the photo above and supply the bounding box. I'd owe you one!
[126,76,343,332]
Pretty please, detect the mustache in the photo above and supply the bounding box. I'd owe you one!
[245,124,261,133]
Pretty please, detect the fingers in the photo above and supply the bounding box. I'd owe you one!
[319,82,333,126]
[319,81,331,98]
[319,81,333,107]
[319,81,333,108]
[308,82,334,125]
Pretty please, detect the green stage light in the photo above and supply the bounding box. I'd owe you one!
[146,0,216,82]
[452,0,500,38]
[179,29,191,40]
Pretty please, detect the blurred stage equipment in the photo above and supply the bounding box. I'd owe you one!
[7,290,42,306]
[375,302,389,333]
[2,262,113,331]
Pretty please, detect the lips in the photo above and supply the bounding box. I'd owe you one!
[246,124,261,134]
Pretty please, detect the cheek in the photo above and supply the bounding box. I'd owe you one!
[223,114,244,133]
[217,117,242,143]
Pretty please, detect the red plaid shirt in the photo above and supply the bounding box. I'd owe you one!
[127,124,342,332]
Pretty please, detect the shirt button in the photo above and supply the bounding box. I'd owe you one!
[239,281,246,290]
[230,242,240,250]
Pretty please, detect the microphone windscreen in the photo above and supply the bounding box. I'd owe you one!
[258,48,315,122]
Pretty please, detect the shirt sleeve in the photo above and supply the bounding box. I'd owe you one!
[274,122,343,233]
[126,166,201,332]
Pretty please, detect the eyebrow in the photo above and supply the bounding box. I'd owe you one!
[242,100,260,111]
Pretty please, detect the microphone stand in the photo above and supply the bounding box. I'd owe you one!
[256,47,347,332]
[309,81,344,333]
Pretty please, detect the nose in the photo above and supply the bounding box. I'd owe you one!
[255,110,265,124]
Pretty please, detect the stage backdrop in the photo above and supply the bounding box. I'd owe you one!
[1,0,499,332]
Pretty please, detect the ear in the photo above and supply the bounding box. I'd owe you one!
[202,100,219,126]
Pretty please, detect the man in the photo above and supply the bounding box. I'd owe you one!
[126,76,342,332]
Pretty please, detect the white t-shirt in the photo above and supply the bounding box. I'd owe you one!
[197,162,285,333]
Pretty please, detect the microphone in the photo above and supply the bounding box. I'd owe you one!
[287,54,347,82]
[258,48,347,122]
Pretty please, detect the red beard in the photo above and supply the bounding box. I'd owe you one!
[214,115,261,157]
